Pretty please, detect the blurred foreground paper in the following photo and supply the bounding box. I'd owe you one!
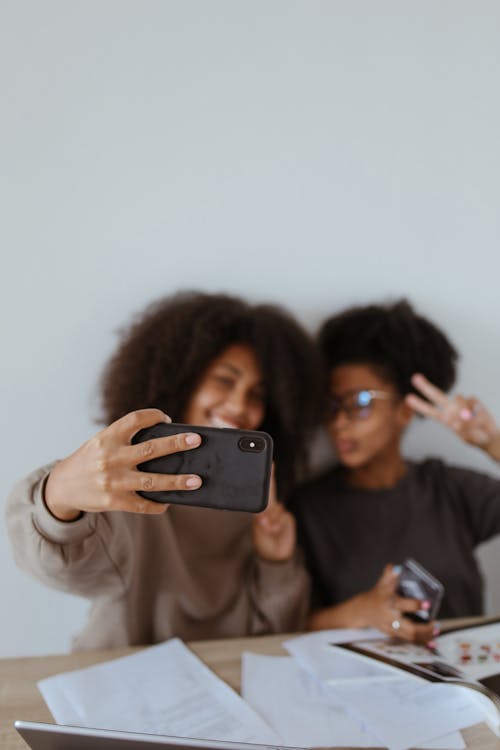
[242,652,469,750]
[242,652,380,748]
[38,638,280,744]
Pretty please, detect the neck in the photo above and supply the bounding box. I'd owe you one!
[343,453,407,490]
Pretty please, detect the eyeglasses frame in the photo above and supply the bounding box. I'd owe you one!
[328,388,393,421]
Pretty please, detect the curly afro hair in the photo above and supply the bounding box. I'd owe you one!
[99,290,325,499]
[318,298,458,397]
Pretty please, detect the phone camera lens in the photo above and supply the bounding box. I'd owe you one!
[238,436,265,453]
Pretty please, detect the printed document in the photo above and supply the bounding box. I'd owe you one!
[38,638,280,744]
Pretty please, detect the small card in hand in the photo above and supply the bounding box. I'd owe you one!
[397,558,444,622]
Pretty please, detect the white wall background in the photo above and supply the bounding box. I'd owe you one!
[1,0,499,657]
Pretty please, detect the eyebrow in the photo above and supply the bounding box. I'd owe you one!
[216,362,265,386]
[217,363,241,375]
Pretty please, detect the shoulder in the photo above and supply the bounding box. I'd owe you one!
[415,456,497,480]
[413,457,500,496]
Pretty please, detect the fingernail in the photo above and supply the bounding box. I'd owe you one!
[427,640,437,649]
[185,433,201,446]
[393,565,402,575]
[163,413,172,423]
[460,408,472,421]
[186,475,202,488]
[433,624,441,636]
[421,600,431,610]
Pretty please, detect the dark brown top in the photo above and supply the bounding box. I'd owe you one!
[291,459,500,618]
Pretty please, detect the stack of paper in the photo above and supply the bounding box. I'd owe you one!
[38,631,495,750]
[241,629,492,750]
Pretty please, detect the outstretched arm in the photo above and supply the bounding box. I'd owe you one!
[5,408,203,598]
[406,373,500,462]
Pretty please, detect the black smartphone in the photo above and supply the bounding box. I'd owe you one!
[131,422,273,513]
[397,558,445,623]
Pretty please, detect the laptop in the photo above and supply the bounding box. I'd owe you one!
[14,721,302,750]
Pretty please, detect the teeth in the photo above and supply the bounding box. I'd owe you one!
[210,418,238,429]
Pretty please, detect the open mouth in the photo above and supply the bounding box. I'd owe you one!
[335,439,356,455]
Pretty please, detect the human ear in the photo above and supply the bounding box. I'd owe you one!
[397,399,415,428]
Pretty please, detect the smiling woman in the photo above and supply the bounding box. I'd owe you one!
[183,344,266,433]
[5,290,324,650]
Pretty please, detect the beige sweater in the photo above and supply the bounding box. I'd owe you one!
[5,464,310,650]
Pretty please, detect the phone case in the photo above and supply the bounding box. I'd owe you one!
[131,422,273,513]
[397,558,445,622]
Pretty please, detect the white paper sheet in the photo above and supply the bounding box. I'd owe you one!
[241,653,381,748]
[282,631,475,750]
[283,628,390,683]
[329,679,486,750]
[38,638,280,744]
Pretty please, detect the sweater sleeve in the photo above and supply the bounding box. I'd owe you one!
[4,463,133,598]
[246,549,310,634]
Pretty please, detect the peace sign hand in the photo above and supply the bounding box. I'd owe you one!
[405,373,499,452]
[252,464,296,562]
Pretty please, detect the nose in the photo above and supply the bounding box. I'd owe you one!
[329,408,350,431]
[224,385,248,415]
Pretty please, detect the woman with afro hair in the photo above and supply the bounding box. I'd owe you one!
[291,299,500,644]
[6,291,323,650]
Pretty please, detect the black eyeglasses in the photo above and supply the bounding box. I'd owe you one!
[328,389,392,421]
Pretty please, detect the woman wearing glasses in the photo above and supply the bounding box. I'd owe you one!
[291,299,500,643]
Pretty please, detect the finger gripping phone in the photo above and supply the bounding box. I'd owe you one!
[397,558,445,622]
[131,422,273,513]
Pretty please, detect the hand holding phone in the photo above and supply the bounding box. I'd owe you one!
[132,422,273,513]
[396,558,444,623]
[44,409,202,521]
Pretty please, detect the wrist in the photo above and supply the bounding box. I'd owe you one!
[345,592,373,628]
[44,468,82,522]
[256,547,294,563]
[309,593,372,631]
[485,430,500,462]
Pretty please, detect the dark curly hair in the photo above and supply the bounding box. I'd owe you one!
[99,290,325,498]
[318,298,458,397]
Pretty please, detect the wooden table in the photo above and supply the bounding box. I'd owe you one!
[1,631,500,750]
